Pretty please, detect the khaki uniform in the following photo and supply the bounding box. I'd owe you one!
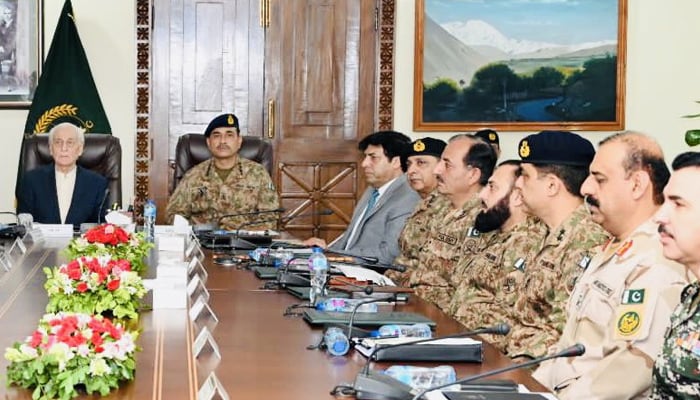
[166,158,279,230]
[650,281,700,399]
[449,216,547,352]
[407,195,486,312]
[388,191,451,286]
[507,204,609,357]
[533,219,691,399]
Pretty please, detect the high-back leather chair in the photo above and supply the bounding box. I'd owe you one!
[171,133,273,194]
[18,134,122,207]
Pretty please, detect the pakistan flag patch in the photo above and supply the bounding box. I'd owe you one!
[621,289,645,305]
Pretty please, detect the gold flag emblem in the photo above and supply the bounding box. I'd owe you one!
[519,140,531,158]
[413,140,426,152]
[227,114,234,125]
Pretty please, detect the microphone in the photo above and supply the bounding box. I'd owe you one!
[282,208,333,225]
[97,188,110,224]
[410,343,586,400]
[325,248,379,264]
[217,207,285,227]
[275,256,312,288]
[352,323,511,400]
[346,295,397,344]
[0,212,25,238]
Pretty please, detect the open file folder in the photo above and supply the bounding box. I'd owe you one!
[354,337,483,362]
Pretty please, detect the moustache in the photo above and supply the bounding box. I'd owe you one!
[585,195,600,208]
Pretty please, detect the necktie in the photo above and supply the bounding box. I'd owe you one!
[364,189,379,216]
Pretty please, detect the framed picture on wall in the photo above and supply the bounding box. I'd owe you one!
[414,0,627,132]
[0,0,42,108]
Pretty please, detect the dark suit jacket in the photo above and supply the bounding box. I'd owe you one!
[17,164,109,226]
[331,175,420,265]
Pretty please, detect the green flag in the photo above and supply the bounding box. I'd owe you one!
[23,0,111,134]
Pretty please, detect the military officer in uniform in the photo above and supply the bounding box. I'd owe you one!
[404,134,497,311]
[507,131,609,358]
[534,132,691,399]
[388,137,447,286]
[650,151,700,398]
[167,113,280,230]
[448,160,546,352]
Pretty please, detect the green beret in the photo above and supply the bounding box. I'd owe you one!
[204,113,240,137]
[518,130,594,167]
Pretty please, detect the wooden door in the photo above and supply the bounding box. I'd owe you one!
[150,0,380,241]
[265,0,377,241]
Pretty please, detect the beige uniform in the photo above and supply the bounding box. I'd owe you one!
[533,219,692,399]
[166,158,280,230]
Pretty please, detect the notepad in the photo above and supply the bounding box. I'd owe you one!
[302,309,436,328]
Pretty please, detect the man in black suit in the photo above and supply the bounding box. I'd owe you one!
[17,122,108,226]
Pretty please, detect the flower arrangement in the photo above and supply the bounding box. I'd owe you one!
[65,223,153,273]
[44,256,147,320]
[4,312,138,400]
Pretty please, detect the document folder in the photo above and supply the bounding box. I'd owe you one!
[355,337,483,362]
[302,309,436,328]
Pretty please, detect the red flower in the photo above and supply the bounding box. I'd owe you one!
[84,224,130,246]
[106,279,120,291]
[76,282,89,293]
[91,331,104,347]
[64,261,82,280]
[29,330,43,348]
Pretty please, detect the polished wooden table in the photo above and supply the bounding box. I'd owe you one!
[0,240,547,399]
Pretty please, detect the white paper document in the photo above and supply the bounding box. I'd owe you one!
[332,263,396,286]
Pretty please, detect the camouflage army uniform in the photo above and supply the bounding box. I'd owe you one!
[533,219,691,399]
[449,216,547,352]
[387,191,451,286]
[408,195,486,312]
[507,204,609,358]
[650,281,700,399]
[166,157,279,230]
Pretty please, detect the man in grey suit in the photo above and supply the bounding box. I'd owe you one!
[304,130,420,266]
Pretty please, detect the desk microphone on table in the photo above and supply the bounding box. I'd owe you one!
[97,188,110,224]
[217,207,286,228]
[410,343,586,400]
[348,323,511,400]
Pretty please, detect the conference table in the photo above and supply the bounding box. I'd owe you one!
[0,237,549,399]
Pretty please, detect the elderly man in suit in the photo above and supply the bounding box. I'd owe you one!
[304,130,420,266]
[17,122,108,227]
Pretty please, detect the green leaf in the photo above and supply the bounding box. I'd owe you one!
[681,113,700,119]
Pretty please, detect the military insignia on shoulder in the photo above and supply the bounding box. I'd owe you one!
[621,289,645,305]
[513,258,525,271]
[519,140,530,158]
[616,310,641,336]
[578,255,591,269]
[413,140,426,152]
[615,240,633,258]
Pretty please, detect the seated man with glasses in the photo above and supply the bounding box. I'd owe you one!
[17,122,108,226]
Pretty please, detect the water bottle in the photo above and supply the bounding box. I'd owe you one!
[143,199,156,242]
[323,327,350,356]
[316,298,379,313]
[308,247,328,305]
[377,323,432,338]
[383,365,456,390]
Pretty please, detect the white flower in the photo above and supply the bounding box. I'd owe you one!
[89,358,111,376]
[76,344,91,357]
[47,342,75,371]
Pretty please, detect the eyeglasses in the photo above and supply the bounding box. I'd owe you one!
[52,139,78,149]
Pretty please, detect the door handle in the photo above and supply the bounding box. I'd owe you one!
[267,98,275,139]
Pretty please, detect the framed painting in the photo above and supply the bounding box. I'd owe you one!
[414,0,627,131]
[0,0,42,108]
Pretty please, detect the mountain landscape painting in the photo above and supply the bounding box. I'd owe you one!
[415,0,626,131]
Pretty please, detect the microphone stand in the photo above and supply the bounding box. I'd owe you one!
[410,343,586,400]
[351,324,511,400]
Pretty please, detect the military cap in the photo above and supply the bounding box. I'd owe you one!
[204,113,240,137]
[518,130,595,167]
[405,137,447,159]
[475,129,500,145]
